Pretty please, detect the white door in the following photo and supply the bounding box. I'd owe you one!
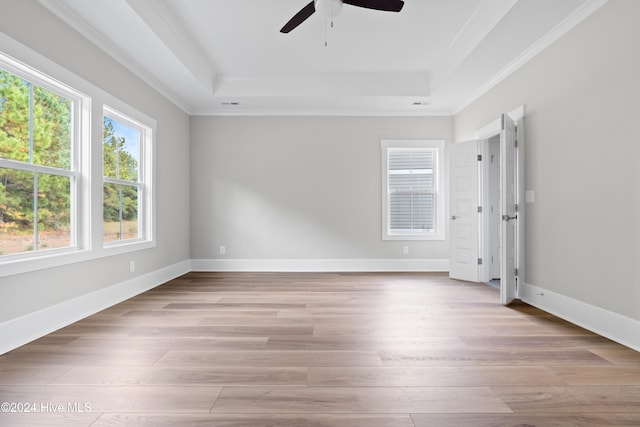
[449,140,480,282]
[500,114,518,305]
[488,141,501,280]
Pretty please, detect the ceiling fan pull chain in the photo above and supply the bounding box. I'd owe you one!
[324,18,335,47]
[325,18,329,47]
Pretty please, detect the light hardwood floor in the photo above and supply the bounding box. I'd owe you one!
[1,272,639,426]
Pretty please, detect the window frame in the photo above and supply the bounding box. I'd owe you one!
[381,139,445,241]
[0,51,89,263]
[102,105,153,248]
[0,33,156,277]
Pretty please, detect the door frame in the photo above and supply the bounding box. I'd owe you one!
[474,105,525,296]
[479,136,501,282]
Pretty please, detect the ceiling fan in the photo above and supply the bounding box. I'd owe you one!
[280,0,405,33]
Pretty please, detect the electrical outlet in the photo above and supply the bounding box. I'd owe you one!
[403,246,409,255]
[129,260,135,272]
[526,190,535,203]
[219,246,226,255]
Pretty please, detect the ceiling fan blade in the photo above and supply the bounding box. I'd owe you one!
[343,0,404,12]
[280,1,316,33]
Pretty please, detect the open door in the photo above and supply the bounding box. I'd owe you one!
[500,114,518,305]
[450,107,524,303]
[449,140,480,282]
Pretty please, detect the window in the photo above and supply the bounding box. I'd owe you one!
[102,106,152,246]
[0,38,155,276]
[381,140,445,240]
[0,63,84,258]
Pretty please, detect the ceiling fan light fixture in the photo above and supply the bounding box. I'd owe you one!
[315,0,343,19]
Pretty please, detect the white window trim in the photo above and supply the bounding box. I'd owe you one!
[0,47,90,268]
[0,33,155,278]
[102,105,154,249]
[381,139,445,241]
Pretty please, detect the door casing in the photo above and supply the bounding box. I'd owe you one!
[449,106,524,304]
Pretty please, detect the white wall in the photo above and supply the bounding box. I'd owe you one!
[0,1,191,328]
[454,0,640,321]
[190,116,452,268]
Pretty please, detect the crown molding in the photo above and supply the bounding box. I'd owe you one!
[124,0,217,93]
[453,0,609,115]
[429,0,518,93]
[37,0,194,114]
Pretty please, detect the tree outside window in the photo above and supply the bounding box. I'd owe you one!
[0,68,75,256]
[102,112,142,243]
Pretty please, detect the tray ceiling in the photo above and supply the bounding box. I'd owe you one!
[39,0,607,115]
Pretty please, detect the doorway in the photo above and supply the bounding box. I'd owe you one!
[482,135,501,284]
[449,107,524,305]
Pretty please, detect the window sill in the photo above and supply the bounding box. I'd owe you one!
[383,234,445,241]
[102,240,156,257]
[0,240,155,278]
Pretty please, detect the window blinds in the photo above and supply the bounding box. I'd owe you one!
[388,150,435,233]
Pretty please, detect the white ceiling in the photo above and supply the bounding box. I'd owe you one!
[39,0,607,116]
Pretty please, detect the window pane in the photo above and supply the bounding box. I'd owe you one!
[0,70,72,170]
[388,151,434,192]
[37,174,71,250]
[121,185,139,240]
[33,86,72,170]
[103,116,139,182]
[103,117,117,179]
[390,193,412,230]
[103,183,139,242]
[0,71,30,163]
[118,124,139,182]
[389,172,433,192]
[389,193,434,233]
[0,168,34,255]
[388,151,433,171]
[103,182,120,242]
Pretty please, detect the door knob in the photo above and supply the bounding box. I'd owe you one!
[451,215,459,220]
[502,215,517,222]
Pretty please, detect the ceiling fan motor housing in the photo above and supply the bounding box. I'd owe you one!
[315,0,343,18]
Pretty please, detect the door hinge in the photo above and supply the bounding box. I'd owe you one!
[477,206,483,213]
[515,268,519,277]
[478,258,483,265]
[514,204,519,212]
[515,139,518,148]
[501,114,505,130]
[477,154,482,161]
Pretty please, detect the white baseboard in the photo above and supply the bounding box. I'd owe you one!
[520,282,640,352]
[0,260,190,355]
[190,258,450,272]
[6,263,636,357]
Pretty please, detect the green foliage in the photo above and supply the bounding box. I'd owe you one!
[0,71,71,168]
[1,68,141,249]
[103,117,139,227]
[103,183,137,222]
[0,70,72,237]
[103,117,138,181]
[0,72,30,164]
[0,170,32,229]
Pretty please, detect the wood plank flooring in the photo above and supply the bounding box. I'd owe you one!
[1,272,639,426]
